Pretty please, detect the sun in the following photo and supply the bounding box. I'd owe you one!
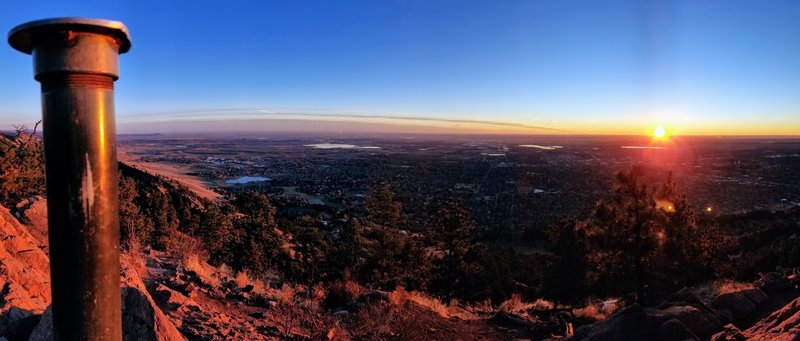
[653,126,667,139]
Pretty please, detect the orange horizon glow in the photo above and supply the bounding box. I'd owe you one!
[113,113,800,136]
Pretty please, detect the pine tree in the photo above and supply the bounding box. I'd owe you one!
[428,198,477,298]
[366,183,406,229]
[230,191,290,276]
[584,166,659,301]
[118,175,153,249]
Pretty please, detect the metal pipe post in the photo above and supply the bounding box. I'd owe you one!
[8,18,131,341]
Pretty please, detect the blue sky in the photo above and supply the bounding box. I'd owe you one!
[1,0,799,134]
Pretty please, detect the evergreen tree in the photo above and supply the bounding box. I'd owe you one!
[544,217,591,304]
[327,217,368,281]
[230,191,290,276]
[366,183,406,229]
[581,167,661,301]
[196,199,239,266]
[118,175,153,249]
[358,221,431,290]
[428,198,477,298]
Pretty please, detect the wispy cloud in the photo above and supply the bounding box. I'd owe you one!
[119,108,568,132]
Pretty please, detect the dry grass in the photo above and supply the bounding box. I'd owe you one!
[692,280,755,302]
[388,287,412,306]
[276,283,299,304]
[249,279,268,296]
[124,234,148,278]
[572,298,620,322]
[340,280,366,298]
[234,270,250,289]
[498,293,536,313]
[311,283,327,301]
[531,298,555,311]
[408,292,450,318]
[182,252,221,288]
[466,299,495,315]
[348,301,501,340]
[388,287,480,320]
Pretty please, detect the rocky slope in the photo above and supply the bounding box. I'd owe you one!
[1,197,799,340]
[0,198,184,341]
[0,199,512,340]
[571,272,800,340]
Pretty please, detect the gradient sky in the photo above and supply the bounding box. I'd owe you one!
[1,0,799,135]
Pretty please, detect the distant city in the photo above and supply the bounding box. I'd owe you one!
[119,133,800,245]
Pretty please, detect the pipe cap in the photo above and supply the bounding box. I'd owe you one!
[8,17,131,54]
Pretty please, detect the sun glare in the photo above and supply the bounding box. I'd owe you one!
[653,126,667,139]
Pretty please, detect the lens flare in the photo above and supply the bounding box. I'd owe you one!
[653,126,666,139]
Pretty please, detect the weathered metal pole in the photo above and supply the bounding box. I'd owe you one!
[8,18,130,341]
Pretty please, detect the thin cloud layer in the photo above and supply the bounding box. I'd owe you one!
[118,108,567,133]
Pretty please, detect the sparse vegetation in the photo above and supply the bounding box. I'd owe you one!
[4,129,800,339]
[0,123,44,207]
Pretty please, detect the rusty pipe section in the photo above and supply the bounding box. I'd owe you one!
[8,18,130,341]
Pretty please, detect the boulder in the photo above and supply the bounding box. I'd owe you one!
[12,197,48,248]
[745,297,800,340]
[754,272,793,294]
[711,324,746,341]
[119,257,186,341]
[571,304,653,340]
[741,288,768,306]
[0,206,51,313]
[648,305,722,338]
[658,287,723,332]
[0,306,39,341]
[711,291,758,323]
[154,284,200,311]
[658,318,699,341]
[29,260,187,341]
[27,307,51,341]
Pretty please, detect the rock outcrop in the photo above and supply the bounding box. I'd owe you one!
[573,273,800,341]
[711,288,768,323]
[12,197,48,252]
[120,257,186,341]
[0,204,51,340]
[744,297,800,340]
[0,202,185,341]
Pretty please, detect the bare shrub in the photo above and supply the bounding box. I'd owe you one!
[124,233,148,278]
[348,303,401,339]
[170,233,205,259]
[268,301,338,339]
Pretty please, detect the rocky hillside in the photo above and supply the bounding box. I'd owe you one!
[0,199,183,341]
[0,199,517,340]
[0,196,798,340]
[572,272,800,340]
